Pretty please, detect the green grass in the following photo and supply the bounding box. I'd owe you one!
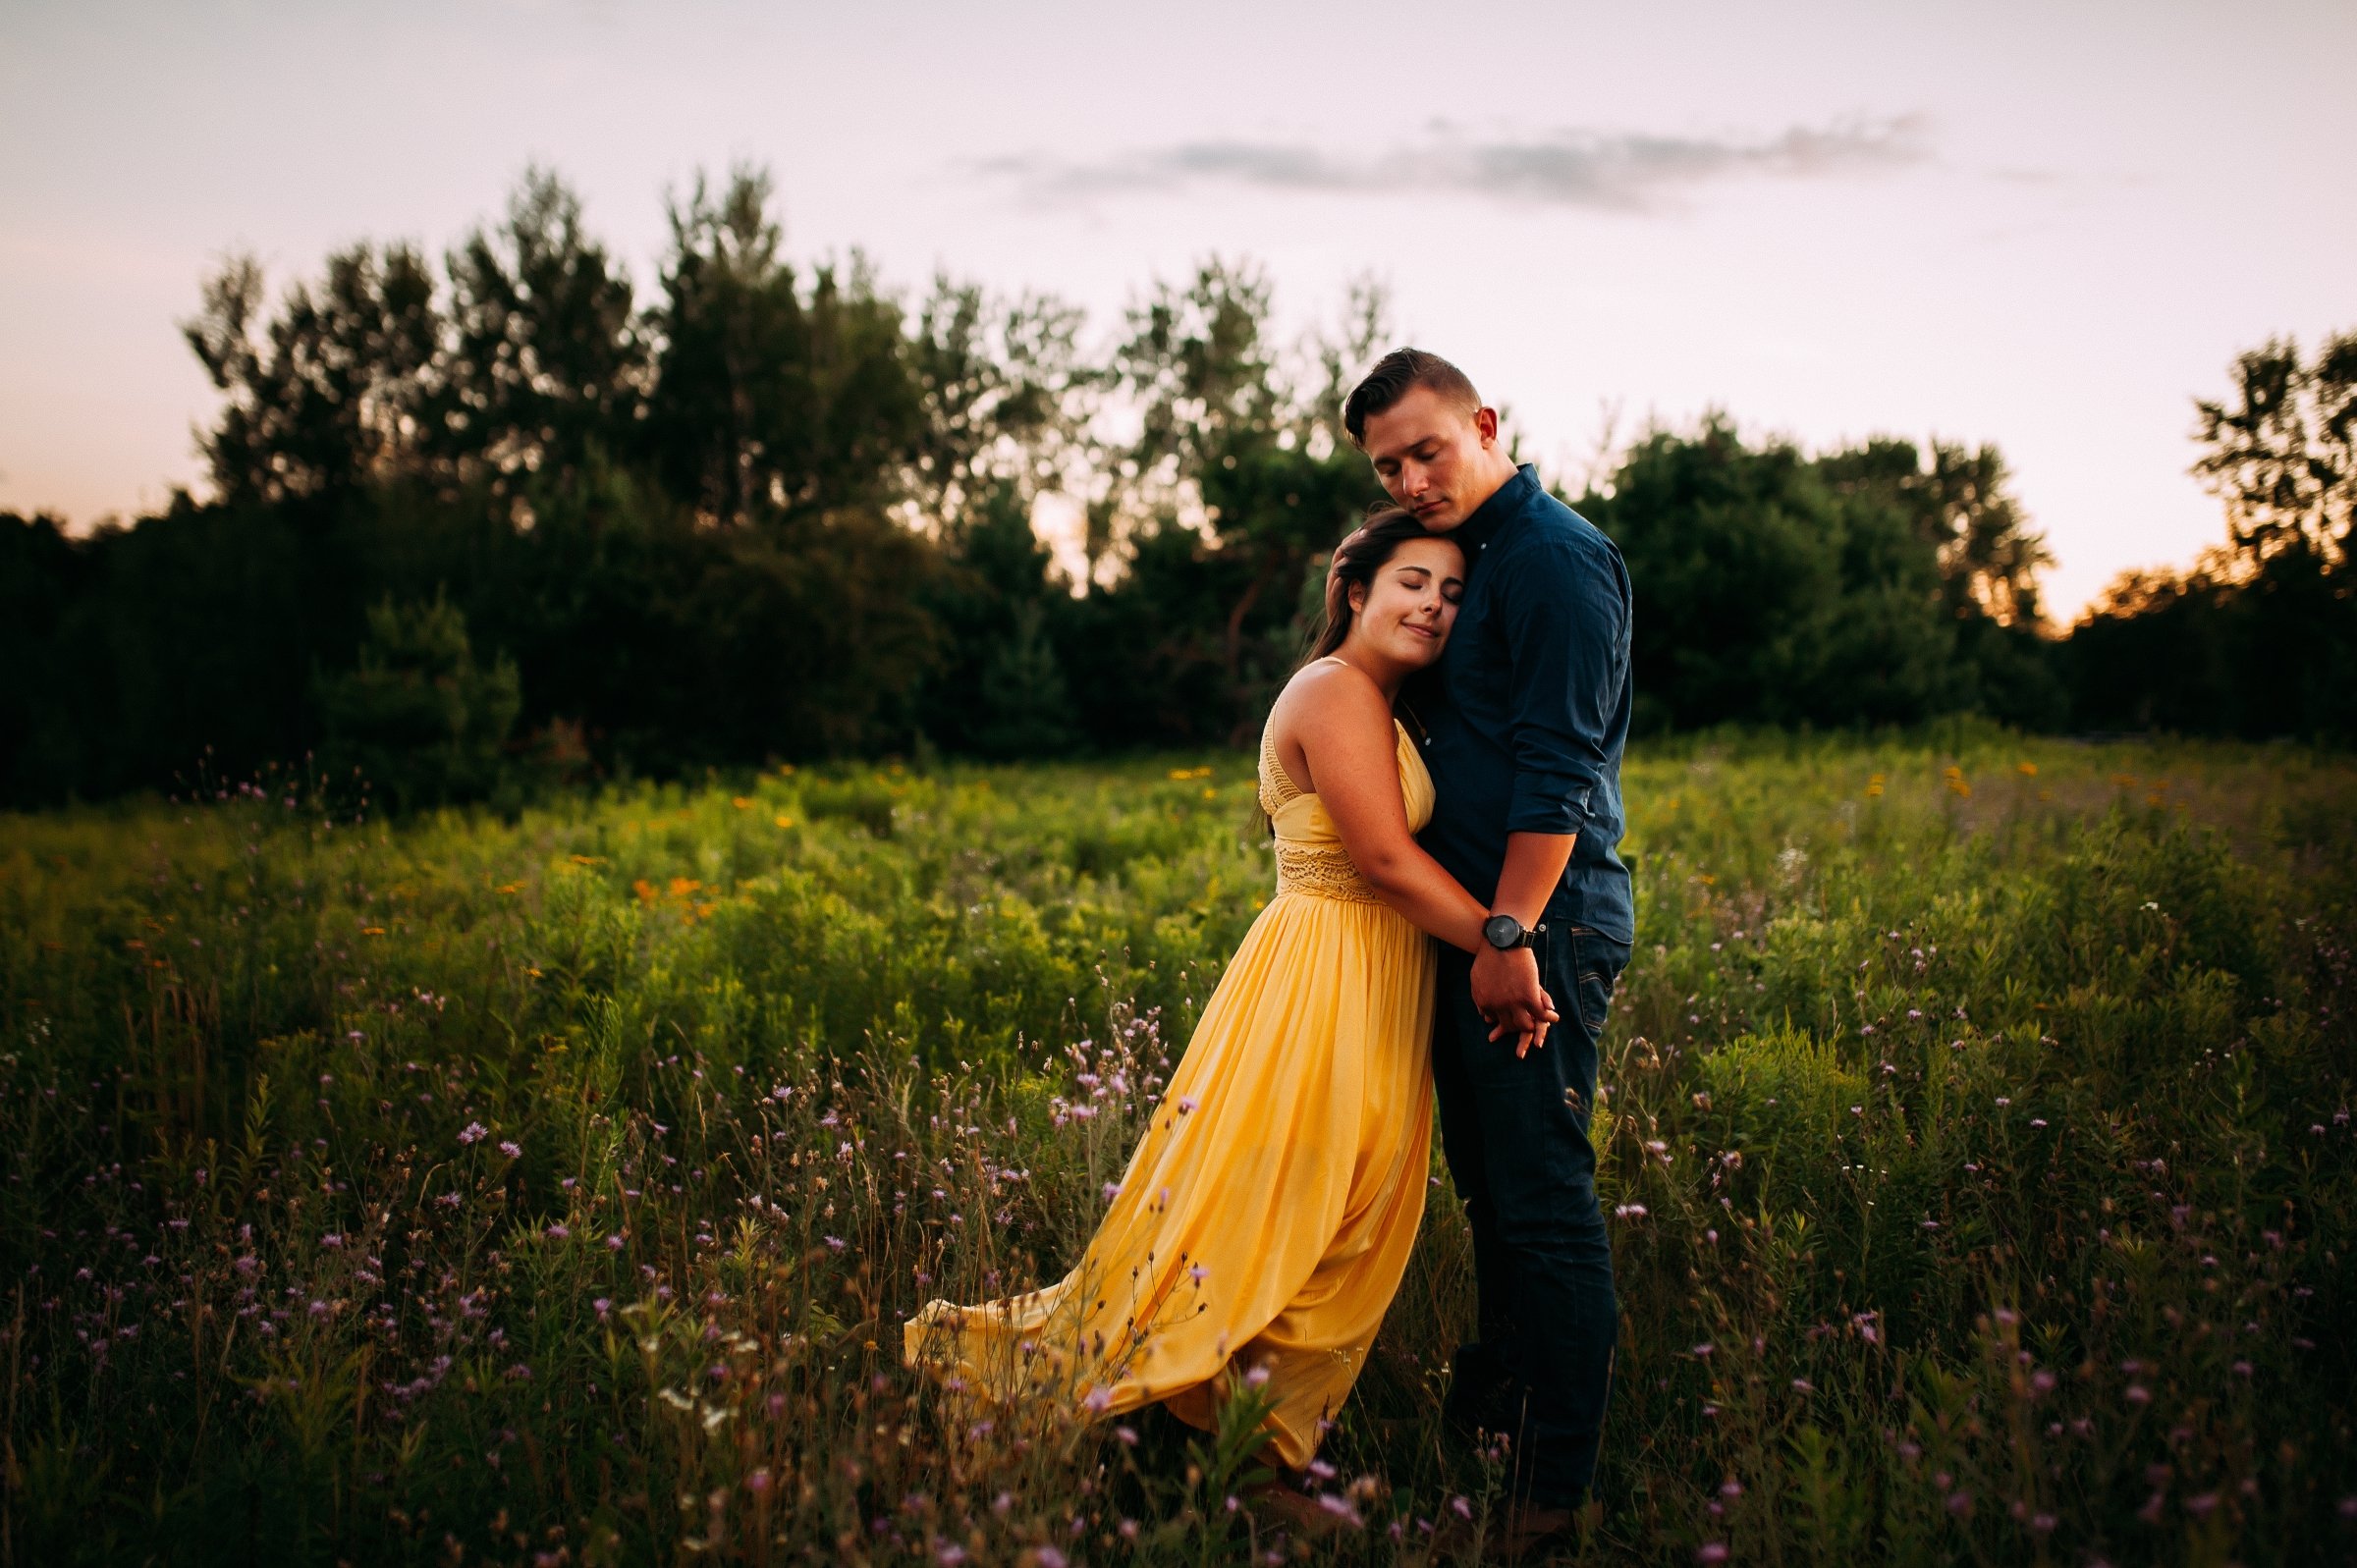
[3,730,2354,1565]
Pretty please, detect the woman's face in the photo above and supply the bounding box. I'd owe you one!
[1348,536,1466,671]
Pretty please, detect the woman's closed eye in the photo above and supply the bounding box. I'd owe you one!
[1394,566,1460,596]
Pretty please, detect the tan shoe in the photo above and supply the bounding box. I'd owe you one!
[1244,1479,1351,1541]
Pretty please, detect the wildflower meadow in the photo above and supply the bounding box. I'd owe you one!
[3,730,2353,1565]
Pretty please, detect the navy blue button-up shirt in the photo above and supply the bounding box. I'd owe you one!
[1407,463,1635,944]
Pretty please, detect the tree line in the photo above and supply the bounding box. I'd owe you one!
[3,167,2350,810]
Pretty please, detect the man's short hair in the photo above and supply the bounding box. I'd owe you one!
[1343,348,1482,448]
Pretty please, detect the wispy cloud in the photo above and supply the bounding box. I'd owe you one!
[980,116,1931,212]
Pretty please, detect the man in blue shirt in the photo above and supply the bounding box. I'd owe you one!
[1346,349,1635,1542]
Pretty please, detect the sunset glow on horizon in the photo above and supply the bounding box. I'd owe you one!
[4,0,2351,619]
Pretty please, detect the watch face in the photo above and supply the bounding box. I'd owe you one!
[1483,914,1522,949]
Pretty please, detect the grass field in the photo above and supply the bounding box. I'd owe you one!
[3,729,2354,1565]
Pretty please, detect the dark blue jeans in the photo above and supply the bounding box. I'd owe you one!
[1434,922,1630,1507]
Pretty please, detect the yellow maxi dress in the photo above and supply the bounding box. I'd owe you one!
[904,716,1438,1467]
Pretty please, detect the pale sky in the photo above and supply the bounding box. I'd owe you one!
[4,0,2352,618]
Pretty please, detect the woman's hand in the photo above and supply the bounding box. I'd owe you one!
[1472,944,1558,1056]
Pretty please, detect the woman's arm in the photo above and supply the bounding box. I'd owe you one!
[1287,666,1498,954]
[1287,669,1558,1053]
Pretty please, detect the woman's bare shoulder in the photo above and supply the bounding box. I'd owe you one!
[1271,658,1391,737]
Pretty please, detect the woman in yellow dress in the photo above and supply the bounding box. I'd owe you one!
[904,509,1553,1471]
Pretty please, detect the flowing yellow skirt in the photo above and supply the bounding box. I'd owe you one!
[904,887,1436,1467]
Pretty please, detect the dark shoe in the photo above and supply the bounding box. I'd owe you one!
[1444,1341,1518,1441]
[1490,1502,1577,1562]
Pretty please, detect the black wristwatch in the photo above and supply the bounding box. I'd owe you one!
[1482,913,1542,951]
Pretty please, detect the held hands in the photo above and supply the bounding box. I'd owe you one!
[1470,944,1558,1058]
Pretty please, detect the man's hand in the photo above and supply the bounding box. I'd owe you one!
[1471,943,1558,1057]
[1478,831,1577,1059]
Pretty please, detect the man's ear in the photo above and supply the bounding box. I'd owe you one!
[1474,406,1501,447]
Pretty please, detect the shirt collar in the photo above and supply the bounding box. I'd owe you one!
[1452,462,1539,556]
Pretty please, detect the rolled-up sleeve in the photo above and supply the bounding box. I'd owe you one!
[1500,538,1630,840]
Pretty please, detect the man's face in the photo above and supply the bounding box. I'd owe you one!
[1359,385,1503,531]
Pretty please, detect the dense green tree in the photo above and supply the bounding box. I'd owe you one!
[1815,437,2052,624]
[2066,330,2356,742]
[1588,418,1955,730]
[2192,331,2356,568]
[1812,436,2065,728]
[1582,418,2073,732]
[434,167,647,501]
[2,497,348,801]
[975,600,1079,757]
[904,277,1092,527]
[183,243,440,507]
[1070,263,1392,746]
[317,592,521,813]
[640,167,923,529]
[917,484,1078,757]
[42,166,2350,813]
[0,513,93,799]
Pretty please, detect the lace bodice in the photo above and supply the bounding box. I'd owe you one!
[1257,713,1436,903]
